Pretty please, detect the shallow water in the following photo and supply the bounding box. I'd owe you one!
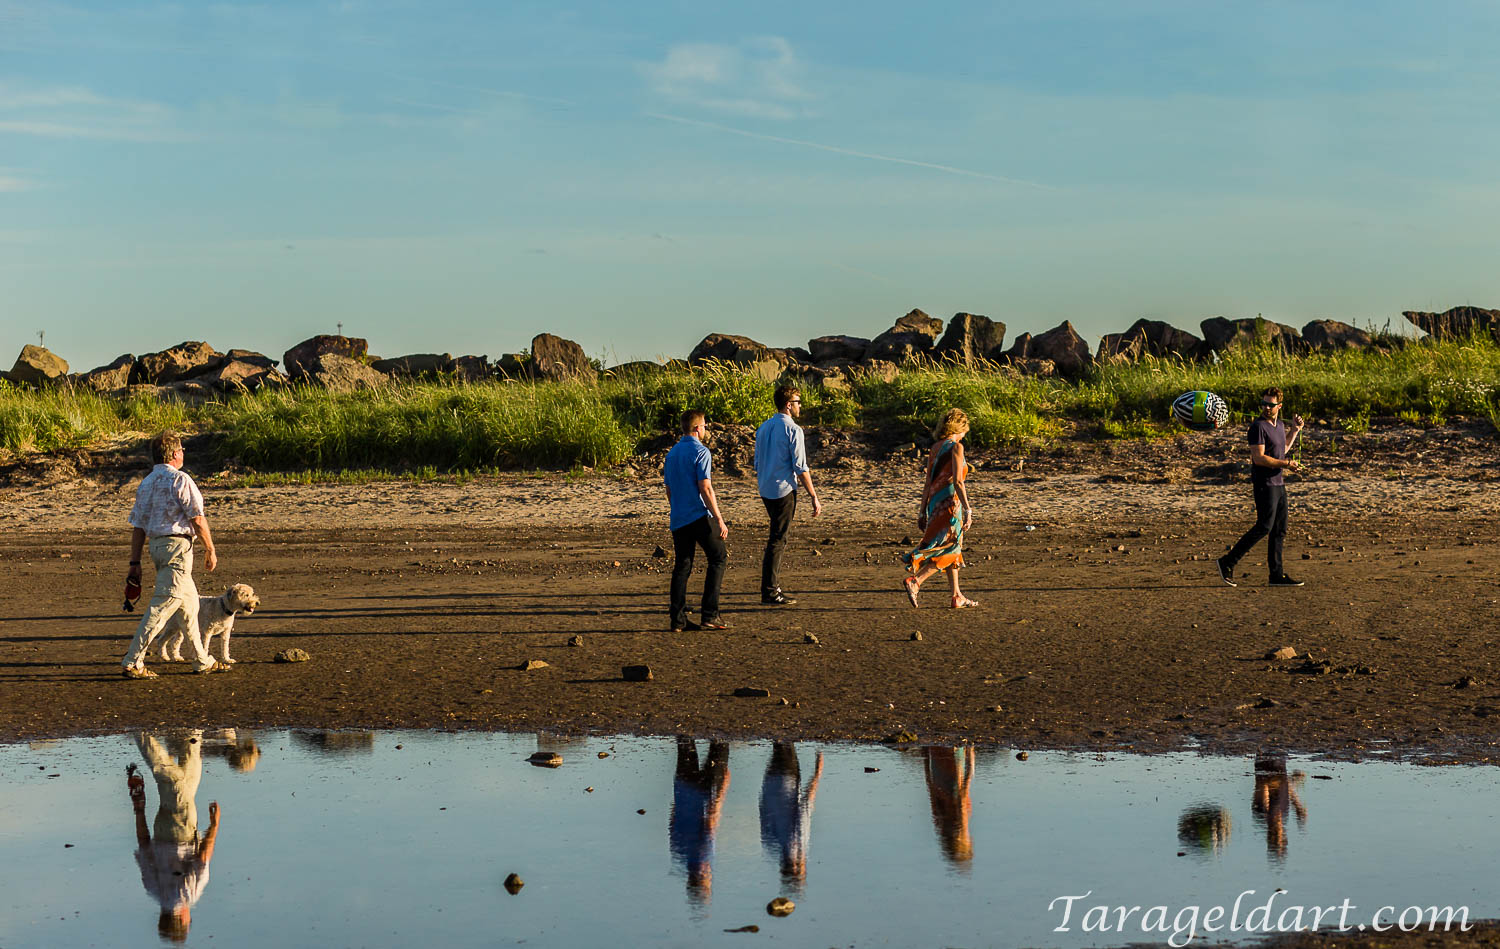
[1,732,1496,949]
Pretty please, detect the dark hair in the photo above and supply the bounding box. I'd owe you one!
[1262,387,1283,401]
[681,410,706,434]
[774,385,800,412]
[149,432,183,465]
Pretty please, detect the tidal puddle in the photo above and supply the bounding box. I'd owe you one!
[2,732,1496,948]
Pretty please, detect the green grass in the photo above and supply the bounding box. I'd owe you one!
[4,337,1497,471]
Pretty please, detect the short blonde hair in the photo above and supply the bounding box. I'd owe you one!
[933,408,970,440]
[150,432,183,465]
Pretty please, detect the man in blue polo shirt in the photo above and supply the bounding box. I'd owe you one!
[753,384,822,605]
[665,410,730,631]
[1217,386,1305,587]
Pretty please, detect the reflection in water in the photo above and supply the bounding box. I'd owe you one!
[669,737,730,907]
[1252,753,1308,862]
[923,746,976,867]
[1177,805,1233,856]
[201,728,260,773]
[129,732,221,943]
[290,730,376,754]
[759,743,823,895]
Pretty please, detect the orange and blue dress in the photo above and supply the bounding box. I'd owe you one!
[903,437,967,573]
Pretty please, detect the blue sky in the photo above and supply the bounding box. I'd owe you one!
[3,0,1499,371]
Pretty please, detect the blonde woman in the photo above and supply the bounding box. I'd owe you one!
[902,408,977,608]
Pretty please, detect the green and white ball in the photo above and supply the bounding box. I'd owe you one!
[1171,390,1229,431]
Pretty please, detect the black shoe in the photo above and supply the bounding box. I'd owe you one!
[1216,557,1237,587]
[698,616,729,630]
[761,590,797,606]
[1270,575,1305,587]
[670,619,701,632]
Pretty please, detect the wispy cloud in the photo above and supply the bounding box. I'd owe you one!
[0,81,181,141]
[643,37,813,120]
[647,112,1058,190]
[0,169,37,192]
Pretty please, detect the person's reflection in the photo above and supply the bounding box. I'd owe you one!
[1177,805,1233,856]
[201,728,260,773]
[1252,753,1308,861]
[127,731,221,943]
[669,737,730,907]
[759,743,823,894]
[923,746,976,866]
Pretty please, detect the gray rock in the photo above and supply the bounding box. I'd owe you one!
[1022,321,1092,376]
[298,352,389,392]
[9,345,70,385]
[451,355,490,382]
[530,333,595,381]
[1200,317,1305,356]
[1402,306,1500,341]
[808,335,871,364]
[520,659,550,671]
[503,873,525,893]
[1302,320,1374,351]
[372,353,454,376]
[689,333,772,365]
[855,359,899,383]
[933,313,1006,365]
[623,665,653,682]
[527,751,562,767]
[1096,319,1209,363]
[803,633,820,645]
[910,631,923,642]
[273,648,311,663]
[567,635,584,647]
[868,309,942,363]
[1265,646,1298,661]
[495,353,529,379]
[130,341,224,385]
[199,359,287,392]
[1007,357,1055,377]
[607,360,667,379]
[80,354,134,392]
[283,335,369,378]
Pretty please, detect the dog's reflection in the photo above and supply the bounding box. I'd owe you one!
[127,731,221,943]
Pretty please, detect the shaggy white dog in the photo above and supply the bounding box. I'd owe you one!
[159,583,260,664]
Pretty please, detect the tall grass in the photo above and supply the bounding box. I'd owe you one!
[3,338,1496,469]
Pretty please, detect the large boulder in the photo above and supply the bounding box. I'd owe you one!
[224,349,278,369]
[284,335,369,378]
[131,341,224,385]
[607,360,667,379]
[689,333,771,365]
[80,354,134,392]
[1025,321,1092,376]
[531,333,595,382]
[1096,319,1209,363]
[298,352,388,393]
[450,355,490,382]
[372,353,454,377]
[9,345,70,385]
[1301,320,1374,352]
[1004,332,1033,360]
[1200,317,1305,355]
[808,335,871,365]
[867,309,943,363]
[1402,306,1500,341]
[933,313,1006,366]
[495,353,529,379]
[199,359,287,392]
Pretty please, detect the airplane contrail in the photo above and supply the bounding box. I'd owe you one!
[647,111,1058,190]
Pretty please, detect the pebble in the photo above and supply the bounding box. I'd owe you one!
[503,873,524,894]
[273,648,311,663]
[567,635,584,647]
[527,752,562,768]
[734,687,772,698]
[910,631,923,642]
[520,659,549,671]
[803,633,820,645]
[1016,751,1029,761]
[767,897,795,917]
[652,546,668,558]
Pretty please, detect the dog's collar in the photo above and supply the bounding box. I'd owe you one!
[220,594,237,616]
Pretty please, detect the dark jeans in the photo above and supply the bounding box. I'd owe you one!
[1224,481,1288,579]
[671,515,727,625]
[761,492,797,595]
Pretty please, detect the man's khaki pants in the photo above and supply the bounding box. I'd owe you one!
[123,537,212,671]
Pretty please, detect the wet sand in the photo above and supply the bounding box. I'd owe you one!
[4,446,1499,762]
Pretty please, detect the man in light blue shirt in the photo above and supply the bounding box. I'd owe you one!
[664,410,729,631]
[753,385,821,606]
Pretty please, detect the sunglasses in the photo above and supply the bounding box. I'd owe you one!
[1261,400,1281,407]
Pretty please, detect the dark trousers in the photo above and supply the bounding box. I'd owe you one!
[671,515,727,625]
[1224,481,1288,579]
[761,492,797,595]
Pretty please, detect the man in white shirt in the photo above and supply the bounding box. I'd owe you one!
[123,432,225,677]
[128,730,221,942]
[753,385,821,606]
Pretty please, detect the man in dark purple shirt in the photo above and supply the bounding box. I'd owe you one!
[1217,386,1305,586]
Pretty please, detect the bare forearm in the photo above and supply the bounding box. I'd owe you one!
[797,471,817,502]
[129,528,146,564]
[191,516,214,554]
[700,483,724,522]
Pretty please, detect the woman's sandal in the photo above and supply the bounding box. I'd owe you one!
[950,595,980,609]
[904,577,920,608]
